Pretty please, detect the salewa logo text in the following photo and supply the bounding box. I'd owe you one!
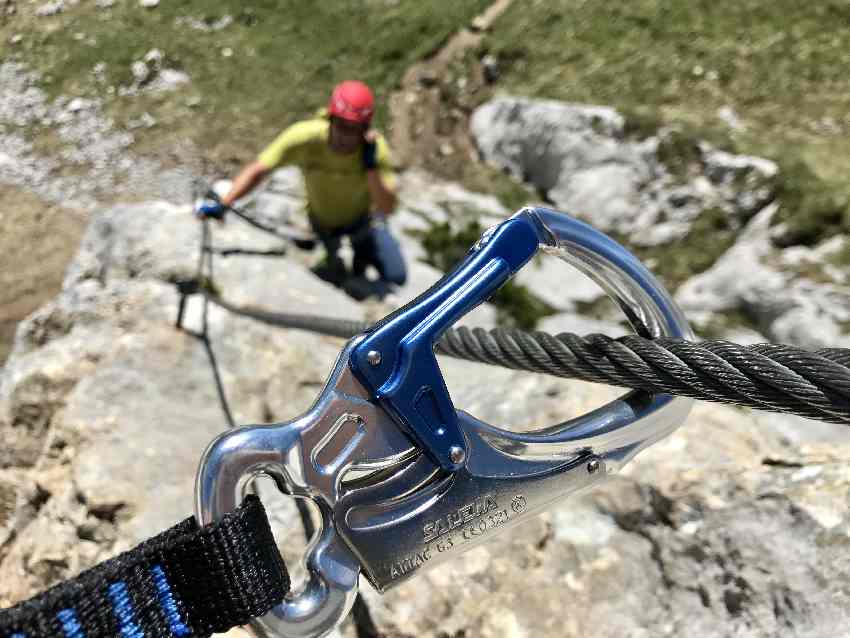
[422,495,498,542]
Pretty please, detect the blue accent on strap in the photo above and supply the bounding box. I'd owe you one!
[56,609,84,638]
[350,215,540,470]
[10,633,27,638]
[107,582,144,638]
[151,565,192,637]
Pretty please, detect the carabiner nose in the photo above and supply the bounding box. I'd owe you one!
[520,206,696,468]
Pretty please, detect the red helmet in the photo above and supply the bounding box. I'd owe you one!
[328,80,374,125]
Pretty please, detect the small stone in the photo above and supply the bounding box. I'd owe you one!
[139,0,158,7]
[143,49,163,67]
[470,15,488,32]
[417,70,437,88]
[717,105,745,131]
[131,61,149,83]
[35,0,64,16]
[95,0,114,7]
[149,68,190,92]
[221,47,233,58]
[128,112,156,129]
[10,33,22,44]
[482,54,500,83]
[67,98,89,113]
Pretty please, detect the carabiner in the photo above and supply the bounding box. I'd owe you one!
[195,207,694,638]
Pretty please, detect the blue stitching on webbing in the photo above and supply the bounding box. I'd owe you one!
[56,609,84,638]
[150,565,192,636]
[107,582,144,638]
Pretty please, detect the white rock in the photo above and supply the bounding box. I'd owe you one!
[127,112,156,129]
[143,49,163,67]
[66,97,92,113]
[147,68,190,93]
[130,60,149,83]
[717,105,745,131]
[35,1,64,16]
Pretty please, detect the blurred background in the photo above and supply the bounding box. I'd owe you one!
[2,2,850,636]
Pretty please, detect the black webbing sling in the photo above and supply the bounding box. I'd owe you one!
[0,496,288,637]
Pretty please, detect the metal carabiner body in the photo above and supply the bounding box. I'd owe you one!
[195,207,694,638]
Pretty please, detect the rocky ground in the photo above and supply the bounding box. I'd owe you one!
[2,170,850,638]
[0,58,202,368]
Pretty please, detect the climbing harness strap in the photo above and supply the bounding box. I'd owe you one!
[0,497,288,638]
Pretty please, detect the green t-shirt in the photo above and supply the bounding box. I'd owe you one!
[257,118,396,229]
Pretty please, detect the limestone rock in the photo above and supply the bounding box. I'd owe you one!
[676,205,850,348]
[2,174,849,637]
[471,96,777,251]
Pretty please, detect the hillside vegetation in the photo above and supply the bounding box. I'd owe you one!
[2,0,490,166]
[465,0,850,246]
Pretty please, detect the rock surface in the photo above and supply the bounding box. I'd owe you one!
[471,96,850,347]
[471,96,776,248]
[2,171,850,638]
[676,204,850,348]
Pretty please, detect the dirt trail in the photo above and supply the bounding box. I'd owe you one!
[388,0,513,168]
[0,186,86,363]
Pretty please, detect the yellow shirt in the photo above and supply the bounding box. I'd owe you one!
[257,118,396,230]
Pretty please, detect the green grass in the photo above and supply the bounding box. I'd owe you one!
[771,157,850,247]
[3,1,490,164]
[694,307,757,340]
[472,0,850,247]
[456,162,539,211]
[620,207,739,291]
[483,1,850,135]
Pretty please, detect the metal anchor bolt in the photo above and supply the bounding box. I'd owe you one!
[367,350,382,366]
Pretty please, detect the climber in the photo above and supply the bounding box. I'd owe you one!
[196,80,407,300]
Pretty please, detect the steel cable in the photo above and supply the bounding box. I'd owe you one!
[193,289,850,425]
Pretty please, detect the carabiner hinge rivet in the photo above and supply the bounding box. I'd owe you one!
[367,350,382,366]
[587,459,601,474]
[449,445,466,465]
